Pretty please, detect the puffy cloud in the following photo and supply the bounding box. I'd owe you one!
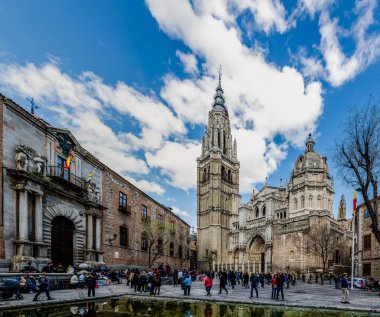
[176,50,199,75]
[128,177,166,195]
[145,141,201,191]
[170,206,190,218]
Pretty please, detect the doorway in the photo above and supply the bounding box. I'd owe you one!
[51,216,74,267]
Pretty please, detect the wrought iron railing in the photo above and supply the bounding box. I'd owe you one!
[118,205,132,215]
[47,165,87,190]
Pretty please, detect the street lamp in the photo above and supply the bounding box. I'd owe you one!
[351,188,361,290]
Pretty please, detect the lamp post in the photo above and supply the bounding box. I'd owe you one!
[351,188,361,290]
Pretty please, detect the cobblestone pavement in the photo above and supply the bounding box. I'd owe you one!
[0,280,378,312]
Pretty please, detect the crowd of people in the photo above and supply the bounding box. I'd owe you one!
[8,262,380,304]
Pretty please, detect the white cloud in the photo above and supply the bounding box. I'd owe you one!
[145,141,201,191]
[147,0,324,192]
[176,50,198,75]
[170,206,190,218]
[128,177,165,195]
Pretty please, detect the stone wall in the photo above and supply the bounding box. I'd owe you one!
[0,99,4,262]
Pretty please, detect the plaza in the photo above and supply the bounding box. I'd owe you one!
[0,279,378,313]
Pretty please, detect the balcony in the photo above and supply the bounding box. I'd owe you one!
[118,205,132,215]
[47,166,87,190]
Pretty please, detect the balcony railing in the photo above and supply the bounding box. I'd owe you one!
[118,205,132,215]
[47,165,87,190]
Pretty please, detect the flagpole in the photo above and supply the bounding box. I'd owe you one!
[351,209,355,290]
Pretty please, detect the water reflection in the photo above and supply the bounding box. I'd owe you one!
[0,298,377,317]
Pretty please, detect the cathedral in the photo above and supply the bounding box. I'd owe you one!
[197,76,352,273]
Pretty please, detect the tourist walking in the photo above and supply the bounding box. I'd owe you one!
[276,273,284,301]
[173,269,178,287]
[219,273,228,294]
[250,273,259,299]
[271,274,277,299]
[340,274,350,304]
[33,273,52,301]
[205,275,213,296]
[154,272,161,295]
[183,274,192,295]
[86,273,97,297]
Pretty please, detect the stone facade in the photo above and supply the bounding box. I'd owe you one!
[0,94,191,271]
[197,83,352,273]
[356,199,380,279]
[102,169,190,269]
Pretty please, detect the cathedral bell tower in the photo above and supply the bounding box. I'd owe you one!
[197,72,240,270]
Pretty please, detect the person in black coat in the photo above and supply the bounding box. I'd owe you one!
[86,273,97,297]
[33,273,52,301]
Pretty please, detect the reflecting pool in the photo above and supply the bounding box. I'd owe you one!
[0,297,377,317]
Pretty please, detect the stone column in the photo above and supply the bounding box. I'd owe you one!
[18,191,28,241]
[35,195,43,243]
[87,214,93,250]
[95,217,101,251]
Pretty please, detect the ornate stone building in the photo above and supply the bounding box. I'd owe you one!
[197,80,352,273]
[0,94,190,271]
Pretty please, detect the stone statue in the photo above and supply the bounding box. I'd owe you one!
[85,182,100,203]
[15,145,45,175]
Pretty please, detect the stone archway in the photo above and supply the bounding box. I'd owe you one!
[248,236,265,273]
[43,204,86,265]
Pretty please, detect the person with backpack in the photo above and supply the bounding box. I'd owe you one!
[183,274,192,295]
[219,272,228,294]
[249,273,259,299]
[33,272,52,301]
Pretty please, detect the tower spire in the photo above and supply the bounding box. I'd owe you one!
[305,133,315,152]
[212,66,228,113]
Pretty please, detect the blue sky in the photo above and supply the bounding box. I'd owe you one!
[1,0,380,229]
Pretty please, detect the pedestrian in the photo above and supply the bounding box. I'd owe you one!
[205,275,213,296]
[33,272,52,301]
[249,273,259,299]
[173,269,178,287]
[219,273,228,294]
[340,274,350,304]
[154,272,161,295]
[183,274,192,295]
[276,273,284,301]
[271,274,277,299]
[86,273,97,297]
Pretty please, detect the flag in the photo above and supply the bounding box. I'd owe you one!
[353,189,357,214]
[88,167,97,180]
[64,151,72,170]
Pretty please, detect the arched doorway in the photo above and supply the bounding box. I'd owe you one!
[51,216,75,267]
[248,236,265,273]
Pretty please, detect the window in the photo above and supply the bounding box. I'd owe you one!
[178,245,183,258]
[157,238,163,254]
[141,232,148,251]
[141,205,148,220]
[169,242,174,256]
[294,198,298,210]
[255,207,259,218]
[262,206,266,217]
[363,235,371,250]
[301,196,305,209]
[119,226,128,247]
[363,263,371,276]
[205,249,209,257]
[119,192,127,208]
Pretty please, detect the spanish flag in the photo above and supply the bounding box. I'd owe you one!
[64,151,72,170]
[353,189,357,214]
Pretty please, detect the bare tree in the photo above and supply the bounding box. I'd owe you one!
[142,218,169,267]
[334,98,380,245]
[305,223,345,273]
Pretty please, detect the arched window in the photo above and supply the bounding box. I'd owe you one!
[309,195,313,208]
[169,242,174,256]
[221,166,225,180]
[317,196,322,208]
[255,206,259,218]
[294,198,298,210]
[228,170,232,181]
[301,196,305,209]
[262,205,266,217]
[178,245,183,258]
[280,213,283,219]
[284,212,286,218]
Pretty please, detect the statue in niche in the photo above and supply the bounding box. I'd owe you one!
[15,145,45,175]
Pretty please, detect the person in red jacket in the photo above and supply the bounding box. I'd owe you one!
[205,275,213,296]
